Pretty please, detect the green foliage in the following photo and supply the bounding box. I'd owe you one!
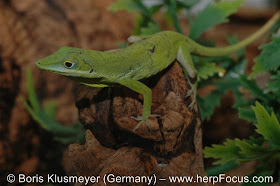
[204,102,280,181]
[109,0,200,35]
[109,0,150,16]
[203,31,280,179]
[252,102,280,146]
[196,34,248,120]
[206,161,238,176]
[238,107,256,123]
[204,139,241,164]
[204,135,269,164]
[43,100,57,119]
[251,29,280,77]
[21,68,85,145]
[109,0,162,35]
[240,75,271,104]
[197,57,247,120]
[164,0,183,33]
[266,72,280,102]
[177,0,197,8]
[197,62,225,82]
[189,0,245,40]
[140,21,161,35]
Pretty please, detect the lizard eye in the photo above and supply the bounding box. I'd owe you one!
[64,61,75,69]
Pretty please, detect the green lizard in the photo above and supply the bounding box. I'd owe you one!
[35,11,280,130]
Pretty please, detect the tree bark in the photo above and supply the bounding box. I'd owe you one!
[64,62,206,185]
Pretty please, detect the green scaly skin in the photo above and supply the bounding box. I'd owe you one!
[35,11,280,131]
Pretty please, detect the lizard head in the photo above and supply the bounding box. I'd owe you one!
[35,46,102,78]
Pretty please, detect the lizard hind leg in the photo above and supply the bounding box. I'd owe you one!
[177,44,198,110]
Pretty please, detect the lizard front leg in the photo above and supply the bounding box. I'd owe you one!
[177,43,198,110]
[118,79,155,131]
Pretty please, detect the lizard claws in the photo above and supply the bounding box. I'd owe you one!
[185,79,197,110]
[131,114,160,131]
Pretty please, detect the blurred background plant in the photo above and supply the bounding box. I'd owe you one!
[21,68,85,145]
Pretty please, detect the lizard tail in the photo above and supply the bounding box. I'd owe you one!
[189,11,280,57]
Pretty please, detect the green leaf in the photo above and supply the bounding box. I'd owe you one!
[198,77,244,120]
[197,57,248,120]
[239,75,271,104]
[252,101,280,146]
[238,107,257,123]
[234,138,267,159]
[21,67,85,144]
[189,0,245,40]
[177,0,199,9]
[204,139,241,165]
[149,4,163,15]
[267,79,280,93]
[204,137,271,165]
[166,0,182,33]
[43,100,56,119]
[109,0,139,12]
[113,0,162,35]
[250,30,280,77]
[197,62,225,81]
[26,67,40,112]
[206,161,238,176]
[265,72,280,102]
[108,0,150,16]
[140,21,161,35]
[197,93,220,120]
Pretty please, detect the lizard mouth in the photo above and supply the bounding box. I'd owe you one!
[35,60,63,74]
[35,60,43,69]
[35,60,63,73]
[34,61,56,73]
[35,60,49,71]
